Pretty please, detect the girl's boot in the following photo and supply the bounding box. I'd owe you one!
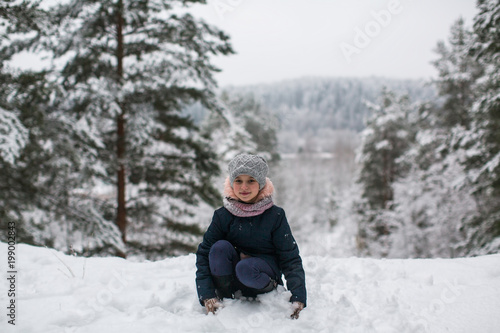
[212,274,236,299]
[254,278,277,294]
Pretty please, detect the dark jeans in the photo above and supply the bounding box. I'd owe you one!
[209,240,275,290]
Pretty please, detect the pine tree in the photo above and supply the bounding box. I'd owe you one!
[0,0,47,245]
[418,18,477,175]
[1,70,126,254]
[0,0,41,37]
[388,18,485,258]
[356,89,415,256]
[357,89,414,210]
[381,2,500,257]
[0,0,44,162]
[467,0,500,191]
[1,1,127,254]
[431,17,483,129]
[13,0,234,258]
[461,0,500,254]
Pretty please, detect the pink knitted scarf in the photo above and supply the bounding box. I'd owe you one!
[222,177,274,217]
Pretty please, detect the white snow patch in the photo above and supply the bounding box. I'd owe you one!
[2,243,500,333]
[375,139,391,150]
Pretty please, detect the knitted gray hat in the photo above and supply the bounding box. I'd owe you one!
[228,154,269,190]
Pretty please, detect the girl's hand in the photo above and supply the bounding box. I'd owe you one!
[290,301,305,319]
[204,298,222,314]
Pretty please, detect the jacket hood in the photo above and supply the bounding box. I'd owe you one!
[224,177,274,202]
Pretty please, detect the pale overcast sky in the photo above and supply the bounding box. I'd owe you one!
[189,0,478,87]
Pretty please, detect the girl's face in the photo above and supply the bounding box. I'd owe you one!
[233,175,260,203]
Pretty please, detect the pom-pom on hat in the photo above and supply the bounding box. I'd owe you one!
[228,154,269,190]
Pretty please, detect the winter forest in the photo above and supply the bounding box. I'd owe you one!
[1,0,499,262]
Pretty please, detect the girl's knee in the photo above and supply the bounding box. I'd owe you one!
[209,240,237,276]
[209,240,236,258]
[235,258,257,279]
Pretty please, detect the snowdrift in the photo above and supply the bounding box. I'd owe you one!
[1,242,500,333]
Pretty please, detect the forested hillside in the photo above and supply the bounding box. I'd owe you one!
[1,0,498,262]
[354,4,500,258]
[0,0,233,259]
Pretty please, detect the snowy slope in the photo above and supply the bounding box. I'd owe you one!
[1,243,500,333]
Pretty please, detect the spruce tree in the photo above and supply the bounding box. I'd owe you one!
[358,89,414,210]
[379,2,500,257]
[462,0,500,254]
[356,89,415,256]
[16,0,234,258]
[431,18,483,129]
[0,0,47,244]
[1,1,127,254]
[0,0,41,36]
[8,73,125,254]
[391,17,485,258]
[0,0,44,161]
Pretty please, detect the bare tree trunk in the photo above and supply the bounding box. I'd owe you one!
[115,0,127,258]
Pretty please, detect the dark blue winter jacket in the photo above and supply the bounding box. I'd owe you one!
[195,205,307,307]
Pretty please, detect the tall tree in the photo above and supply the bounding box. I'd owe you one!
[431,17,483,129]
[462,0,500,254]
[390,17,485,258]
[14,0,234,258]
[356,3,500,258]
[0,0,44,162]
[1,65,125,254]
[357,89,414,210]
[356,89,415,256]
[0,0,47,244]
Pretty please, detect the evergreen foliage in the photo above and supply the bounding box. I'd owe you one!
[220,77,434,155]
[0,0,42,37]
[227,77,435,133]
[0,1,56,247]
[355,2,500,257]
[231,93,280,163]
[355,89,415,256]
[1,0,234,259]
[2,0,498,260]
[357,89,415,210]
[431,17,483,129]
[202,91,280,163]
[200,92,257,163]
[462,0,500,254]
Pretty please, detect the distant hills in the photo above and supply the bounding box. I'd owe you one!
[186,76,437,153]
[224,76,436,133]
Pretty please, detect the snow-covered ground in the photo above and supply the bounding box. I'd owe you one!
[2,242,500,333]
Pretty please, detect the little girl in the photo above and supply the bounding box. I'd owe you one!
[195,154,307,319]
